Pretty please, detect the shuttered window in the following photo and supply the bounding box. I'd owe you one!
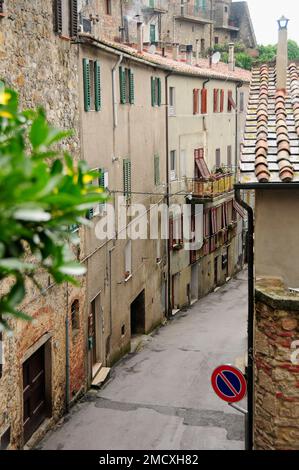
[94,60,101,111]
[120,67,135,104]
[119,66,126,104]
[157,78,161,106]
[220,89,224,113]
[123,159,132,199]
[83,58,91,112]
[151,77,156,106]
[193,88,199,115]
[54,0,78,38]
[213,89,219,112]
[154,154,160,185]
[151,77,161,107]
[54,0,63,34]
[69,0,78,37]
[228,90,236,111]
[201,88,207,114]
[129,69,135,104]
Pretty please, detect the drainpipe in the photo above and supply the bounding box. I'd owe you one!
[106,246,115,362]
[165,70,172,318]
[235,81,243,171]
[112,54,123,129]
[235,188,254,451]
[203,78,210,131]
[65,282,70,413]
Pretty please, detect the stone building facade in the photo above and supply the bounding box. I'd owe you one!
[0,0,86,449]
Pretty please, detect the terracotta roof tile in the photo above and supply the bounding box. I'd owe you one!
[240,63,299,183]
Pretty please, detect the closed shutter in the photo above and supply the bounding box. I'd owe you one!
[83,58,91,112]
[193,88,199,114]
[86,207,94,220]
[220,89,224,112]
[151,77,156,106]
[119,67,126,104]
[157,78,161,106]
[54,0,62,34]
[201,88,207,114]
[94,60,101,111]
[169,218,174,249]
[154,154,160,185]
[69,0,78,38]
[228,90,236,111]
[123,159,131,198]
[129,69,135,104]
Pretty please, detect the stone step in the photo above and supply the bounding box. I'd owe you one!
[91,367,111,389]
[92,362,102,379]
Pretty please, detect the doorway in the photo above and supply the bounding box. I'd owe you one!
[23,345,47,443]
[130,290,146,336]
[191,263,199,303]
[90,293,103,375]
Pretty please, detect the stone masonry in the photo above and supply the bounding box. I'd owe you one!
[254,278,299,450]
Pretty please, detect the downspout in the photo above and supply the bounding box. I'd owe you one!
[106,246,115,363]
[112,54,123,129]
[165,70,172,318]
[235,81,243,171]
[235,188,254,451]
[65,282,70,413]
[202,78,210,133]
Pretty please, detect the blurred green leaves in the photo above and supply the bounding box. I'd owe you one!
[0,86,107,329]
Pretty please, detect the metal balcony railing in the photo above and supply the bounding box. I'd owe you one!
[186,172,235,199]
[174,3,210,21]
[142,0,168,12]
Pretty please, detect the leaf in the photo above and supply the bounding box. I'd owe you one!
[58,263,86,276]
[29,111,49,149]
[46,128,72,146]
[7,279,26,306]
[0,259,34,271]
[14,208,51,222]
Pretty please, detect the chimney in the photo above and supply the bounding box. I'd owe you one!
[186,44,193,65]
[172,43,180,61]
[276,15,289,90]
[228,43,235,71]
[195,39,200,66]
[136,19,143,53]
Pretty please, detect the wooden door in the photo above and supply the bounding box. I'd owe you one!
[23,346,46,443]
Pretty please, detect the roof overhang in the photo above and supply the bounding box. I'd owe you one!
[235,182,299,190]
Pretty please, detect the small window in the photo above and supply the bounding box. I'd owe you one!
[71,300,80,333]
[216,149,221,169]
[224,6,228,13]
[54,0,78,38]
[170,150,176,180]
[106,0,112,15]
[214,36,219,45]
[169,87,176,115]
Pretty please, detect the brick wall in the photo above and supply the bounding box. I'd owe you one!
[254,279,299,449]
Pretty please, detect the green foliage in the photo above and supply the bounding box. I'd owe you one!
[0,86,107,329]
[287,40,299,60]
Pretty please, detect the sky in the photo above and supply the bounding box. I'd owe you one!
[244,0,299,45]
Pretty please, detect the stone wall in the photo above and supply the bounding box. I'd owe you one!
[254,279,299,450]
[0,0,86,449]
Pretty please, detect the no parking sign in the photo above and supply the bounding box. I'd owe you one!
[211,365,247,403]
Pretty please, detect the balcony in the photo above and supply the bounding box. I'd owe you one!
[215,18,240,31]
[174,3,212,24]
[186,172,234,200]
[141,0,168,14]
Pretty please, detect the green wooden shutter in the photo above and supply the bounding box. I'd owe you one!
[83,58,91,112]
[154,154,160,185]
[157,78,161,106]
[151,76,156,106]
[94,60,101,111]
[129,69,135,104]
[123,159,131,199]
[119,66,126,104]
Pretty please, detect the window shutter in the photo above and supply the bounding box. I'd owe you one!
[228,90,236,111]
[94,60,101,111]
[54,0,62,34]
[154,154,160,185]
[119,67,126,104]
[99,170,105,189]
[83,59,91,112]
[123,159,131,198]
[169,218,174,249]
[129,69,135,104]
[69,0,78,38]
[201,88,207,114]
[213,89,218,112]
[157,78,161,106]
[220,89,224,113]
[193,88,199,114]
[86,207,94,220]
[151,76,156,106]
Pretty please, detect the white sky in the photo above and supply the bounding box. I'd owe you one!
[243,0,299,45]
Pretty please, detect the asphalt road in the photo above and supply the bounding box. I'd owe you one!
[40,270,248,450]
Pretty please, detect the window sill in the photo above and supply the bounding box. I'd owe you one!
[59,35,71,41]
[0,13,6,18]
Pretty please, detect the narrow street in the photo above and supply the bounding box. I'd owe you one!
[40,270,248,451]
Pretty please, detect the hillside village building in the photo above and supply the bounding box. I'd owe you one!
[0,0,249,449]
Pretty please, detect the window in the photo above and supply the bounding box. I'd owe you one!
[213,89,219,113]
[240,91,244,112]
[125,240,132,279]
[216,148,221,168]
[150,24,156,44]
[214,37,219,45]
[220,89,224,112]
[86,168,107,219]
[71,300,80,333]
[201,39,205,53]
[123,158,132,200]
[201,88,207,114]
[106,0,112,15]
[83,59,101,112]
[227,145,232,168]
[120,67,135,104]
[170,150,176,180]
[224,6,228,13]
[170,214,183,249]
[154,154,160,185]
[193,88,199,115]
[0,331,3,378]
[151,77,161,107]
[169,87,176,115]
[54,0,78,38]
